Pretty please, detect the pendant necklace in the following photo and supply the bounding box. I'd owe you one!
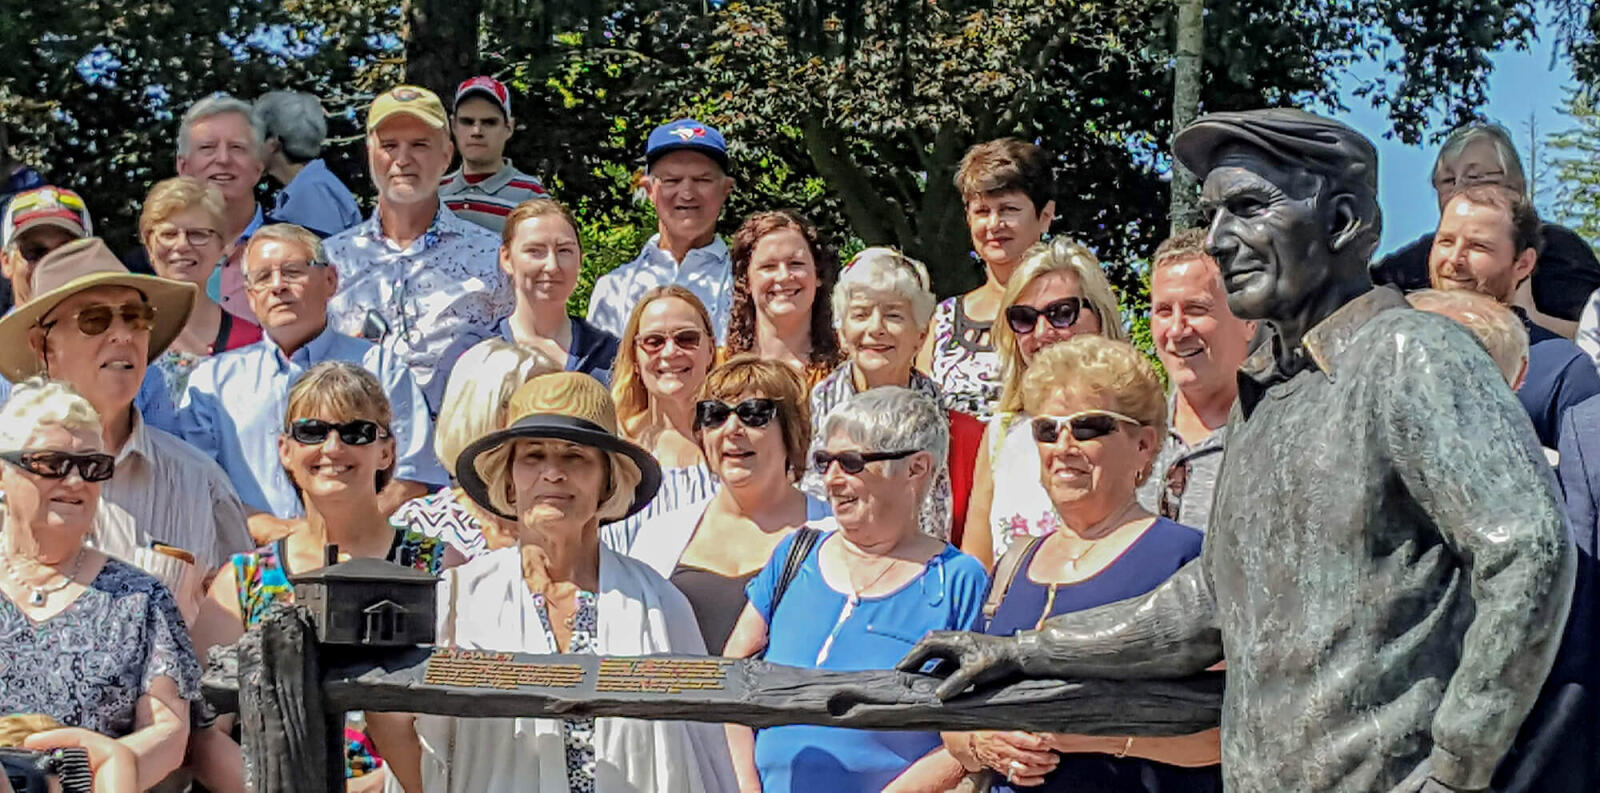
[1,547,86,607]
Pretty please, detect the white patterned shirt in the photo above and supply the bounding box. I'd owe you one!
[585,235,732,341]
[324,204,512,412]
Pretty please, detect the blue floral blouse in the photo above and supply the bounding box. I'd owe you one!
[0,558,202,737]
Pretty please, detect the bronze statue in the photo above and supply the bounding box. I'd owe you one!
[899,109,1576,793]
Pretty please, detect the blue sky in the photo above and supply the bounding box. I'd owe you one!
[1327,15,1576,254]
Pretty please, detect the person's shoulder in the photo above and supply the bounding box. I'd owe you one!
[1355,303,1483,363]
[1146,516,1205,553]
[194,340,267,381]
[1569,392,1600,428]
[1539,223,1599,265]
[96,556,173,601]
[938,543,990,582]
[145,424,236,479]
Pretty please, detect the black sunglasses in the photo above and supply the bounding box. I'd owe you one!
[288,418,389,446]
[0,450,116,482]
[636,329,704,353]
[1005,297,1091,335]
[695,398,779,431]
[812,448,917,475]
[1030,410,1140,444]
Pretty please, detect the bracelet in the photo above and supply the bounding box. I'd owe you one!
[1114,737,1134,759]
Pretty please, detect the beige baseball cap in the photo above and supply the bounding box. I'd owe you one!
[366,85,448,133]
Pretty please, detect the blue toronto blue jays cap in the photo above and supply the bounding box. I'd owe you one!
[645,119,730,173]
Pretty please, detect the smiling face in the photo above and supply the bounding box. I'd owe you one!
[501,213,581,308]
[277,413,396,504]
[1433,136,1522,209]
[1200,146,1333,323]
[451,95,512,169]
[32,286,150,411]
[635,296,715,403]
[1,422,104,546]
[1428,193,1534,304]
[176,112,264,207]
[1150,256,1255,392]
[145,206,225,287]
[699,391,788,487]
[244,237,338,339]
[1011,271,1101,365]
[840,290,924,381]
[647,151,732,245]
[369,115,453,207]
[819,428,928,534]
[748,228,818,324]
[1032,387,1156,524]
[965,189,1054,273]
[508,438,607,528]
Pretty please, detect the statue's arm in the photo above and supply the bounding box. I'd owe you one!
[1014,556,1223,679]
[1385,321,1577,791]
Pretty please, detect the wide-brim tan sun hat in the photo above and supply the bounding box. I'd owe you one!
[0,237,196,382]
[455,371,663,524]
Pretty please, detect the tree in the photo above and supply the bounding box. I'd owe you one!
[1548,89,1600,244]
[1169,0,1204,234]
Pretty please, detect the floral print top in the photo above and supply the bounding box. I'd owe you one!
[0,558,201,738]
[531,589,600,792]
[928,295,1001,420]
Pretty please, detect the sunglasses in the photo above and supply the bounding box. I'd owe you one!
[0,450,116,482]
[694,398,778,431]
[635,329,705,354]
[288,418,389,446]
[1030,410,1142,444]
[811,448,917,475]
[1005,297,1091,335]
[42,302,155,337]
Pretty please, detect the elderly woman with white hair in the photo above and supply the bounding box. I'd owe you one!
[252,90,362,237]
[723,387,988,793]
[393,337,558,558]
[382,372,738,793]
[0,378,201,790]
[962,237,1126,569]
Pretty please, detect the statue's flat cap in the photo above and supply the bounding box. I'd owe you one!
[1174,108,1377,192]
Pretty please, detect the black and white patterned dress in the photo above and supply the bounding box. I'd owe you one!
[0,557,201,737]
[530,589,600,792]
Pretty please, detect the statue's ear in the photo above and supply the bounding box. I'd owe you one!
[1326,193,1364,254]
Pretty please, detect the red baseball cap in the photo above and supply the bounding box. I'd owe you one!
[454,76,512,119]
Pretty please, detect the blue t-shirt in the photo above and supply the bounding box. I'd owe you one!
[985,517,1220,793]
[746,528,989,793]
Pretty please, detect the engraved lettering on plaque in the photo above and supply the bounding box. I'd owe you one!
[594,658,731,694]
[424,648,586,690]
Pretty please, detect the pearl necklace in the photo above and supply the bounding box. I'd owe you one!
[0,548,86,607]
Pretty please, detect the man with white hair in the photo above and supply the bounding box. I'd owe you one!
[175,93,267,322]
[323,85,511,413]
[253,90,362,237]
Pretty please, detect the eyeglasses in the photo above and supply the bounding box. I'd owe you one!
[812,448,917,475]
[151,226,222,248]
[41,302,155,337]
[1005,297,1092,335]
[0,450,116,482]
[244,261,324,291]
[635,329,704,354]
[288,418,389,446]
[1030,410,1142,444]
[695,398,778,431]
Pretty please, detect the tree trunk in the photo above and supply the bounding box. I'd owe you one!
[1169,0,1204,233]
[404,0,484,100]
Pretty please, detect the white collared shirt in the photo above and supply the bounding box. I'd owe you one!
[324,204,513,412]
[94,409,254,576]
[585,234,732,340]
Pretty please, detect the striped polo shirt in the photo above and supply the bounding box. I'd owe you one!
[439,159,549,234]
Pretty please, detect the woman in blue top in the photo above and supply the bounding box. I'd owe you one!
[724,386,989,793]
[943,336,1221,792]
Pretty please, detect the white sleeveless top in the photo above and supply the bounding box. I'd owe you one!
[984,411,1061,558]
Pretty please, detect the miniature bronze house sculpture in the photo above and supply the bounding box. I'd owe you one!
[290,552,438,647]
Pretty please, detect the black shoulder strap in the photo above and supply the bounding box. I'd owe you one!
[771,527,822,615]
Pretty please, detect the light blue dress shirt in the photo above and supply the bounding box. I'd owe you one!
[176,322,448,518]
[269,159,363,238]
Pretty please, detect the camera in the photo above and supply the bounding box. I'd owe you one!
[0,747,91,793]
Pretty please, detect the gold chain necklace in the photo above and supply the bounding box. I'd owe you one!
[0,547,87,607]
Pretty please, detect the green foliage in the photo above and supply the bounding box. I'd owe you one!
[1548,89,1600,245]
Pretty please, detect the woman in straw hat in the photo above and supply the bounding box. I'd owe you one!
[380,372,738,793]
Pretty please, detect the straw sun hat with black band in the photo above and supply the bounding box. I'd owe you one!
[0,237,195,382]
[456,372,663,524]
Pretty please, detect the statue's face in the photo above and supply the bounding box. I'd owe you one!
[1200,145,1330,323]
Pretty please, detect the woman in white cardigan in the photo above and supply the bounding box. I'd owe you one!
[375,371,738,793]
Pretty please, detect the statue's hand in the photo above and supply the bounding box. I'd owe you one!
[897,630,1025,700]
[1390,759,1480,793]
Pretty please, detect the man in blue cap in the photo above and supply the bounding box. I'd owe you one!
[586,119,735,338]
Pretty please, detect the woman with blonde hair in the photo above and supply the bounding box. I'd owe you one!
[961,237,1125,568]
[393,338,558,558]
[606,285,720,551]
[139,176,262,399]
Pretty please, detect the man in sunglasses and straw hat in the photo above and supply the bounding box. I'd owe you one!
[0,237,252,618]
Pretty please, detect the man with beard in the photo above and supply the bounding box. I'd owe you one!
[900,109,1574,793]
